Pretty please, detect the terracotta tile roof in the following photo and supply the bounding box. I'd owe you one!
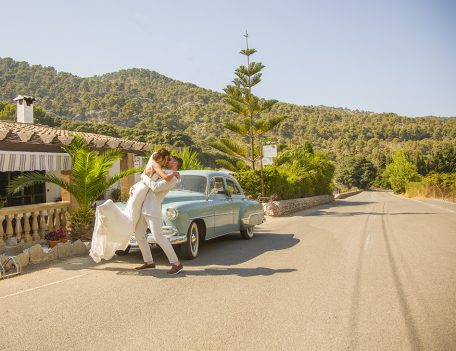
[0,121,151,154]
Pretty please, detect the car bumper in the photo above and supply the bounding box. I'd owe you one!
[128,225,187,247]
[241,212,266,226]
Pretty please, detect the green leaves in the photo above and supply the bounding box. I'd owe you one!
[208,138,251,161]
[174,147,203,170]
[8,136,136,210]
[210,36,288,170]
[384,150,421,193]
[240,48,257,56]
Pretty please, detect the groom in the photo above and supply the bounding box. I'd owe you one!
[133,156,184,274]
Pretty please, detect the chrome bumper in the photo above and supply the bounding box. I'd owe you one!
[129,226,187,247]
[241,212,266,226]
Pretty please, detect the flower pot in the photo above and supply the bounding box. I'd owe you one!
[47,240,61,248]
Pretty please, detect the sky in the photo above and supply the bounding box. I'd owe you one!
[0,0,455,117]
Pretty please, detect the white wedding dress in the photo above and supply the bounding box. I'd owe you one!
[89,153,163,263]
[89,179,153,263]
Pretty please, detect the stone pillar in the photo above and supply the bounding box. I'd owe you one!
[60,170,78,210]
[120,153,135,201]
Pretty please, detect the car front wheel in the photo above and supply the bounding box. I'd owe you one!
[240,226,255,240]
[181,221,200,260]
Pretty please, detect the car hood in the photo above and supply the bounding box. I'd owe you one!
[163,191,206,205]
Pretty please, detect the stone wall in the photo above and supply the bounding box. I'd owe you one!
[263,195,334,216]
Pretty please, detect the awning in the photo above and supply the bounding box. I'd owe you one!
[0,151,72,172]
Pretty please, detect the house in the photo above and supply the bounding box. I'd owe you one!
[0,95,150,248]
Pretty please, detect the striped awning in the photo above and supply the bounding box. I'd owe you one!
[0,151,72,172]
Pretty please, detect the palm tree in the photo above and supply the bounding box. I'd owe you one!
[175,147,203,170]
[8,136,141,240]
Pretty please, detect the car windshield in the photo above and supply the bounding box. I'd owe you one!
[174,175,207,193]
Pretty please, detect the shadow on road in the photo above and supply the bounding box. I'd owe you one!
[307,211,438,217]
[116,266,297,278]
[59,231,300,275]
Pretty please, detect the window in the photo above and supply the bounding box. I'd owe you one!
[0,171,46,207]
[173,175,207,193]
[225,179,242,195]
[209,177,225,195]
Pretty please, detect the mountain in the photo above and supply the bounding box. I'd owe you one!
[1,56,455,172]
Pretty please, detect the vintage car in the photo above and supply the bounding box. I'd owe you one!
[116,170,265,259]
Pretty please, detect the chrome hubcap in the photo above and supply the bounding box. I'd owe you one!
[190,224,199,255]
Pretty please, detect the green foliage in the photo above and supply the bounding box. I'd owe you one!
[211,34,287,169]
[384,150,421,193]
[406,173,456,201]
[235,144,334,199]
[0,102,16,120]
[335,156,377,190]
[7,136,141,238]
[174,147,202,170]
[215,159,249,172]
[1,57,456,182]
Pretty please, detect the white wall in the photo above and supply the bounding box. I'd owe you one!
[45,170,62,202]
[134,156,145,183]
[16,101,34,124]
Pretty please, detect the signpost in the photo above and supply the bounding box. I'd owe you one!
[259,144,277,197]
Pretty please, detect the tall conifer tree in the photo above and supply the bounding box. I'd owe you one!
[210,32,287,170]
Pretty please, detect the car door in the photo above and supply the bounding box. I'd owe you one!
[207,176,234,237]
[224,177,243,231]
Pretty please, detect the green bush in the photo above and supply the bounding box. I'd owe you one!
[406,173,456,202]
[234,145,335,200]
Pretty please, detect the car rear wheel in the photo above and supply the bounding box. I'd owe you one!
[240,226,255,240]
[181,221,200,260]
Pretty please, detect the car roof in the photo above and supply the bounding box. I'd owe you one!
[179,170,235,178]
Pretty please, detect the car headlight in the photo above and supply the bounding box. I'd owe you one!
[166,207,178,220]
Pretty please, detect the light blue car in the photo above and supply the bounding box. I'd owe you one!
[116,170,265,259]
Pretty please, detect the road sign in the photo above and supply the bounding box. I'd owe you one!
[262,157,274,166]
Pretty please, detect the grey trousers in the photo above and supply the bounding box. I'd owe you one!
[134,215,179,265]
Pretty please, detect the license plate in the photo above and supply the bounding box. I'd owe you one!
[129,237,137,244]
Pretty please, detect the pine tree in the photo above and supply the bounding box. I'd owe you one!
[210,31,287,170]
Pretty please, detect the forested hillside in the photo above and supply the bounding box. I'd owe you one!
[1,56,455,175]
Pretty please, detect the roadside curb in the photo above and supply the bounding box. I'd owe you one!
[263,195,334,216]
[334,190,363,199]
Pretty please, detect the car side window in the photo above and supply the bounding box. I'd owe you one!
[210,177,226,195]
[225,179,242,195]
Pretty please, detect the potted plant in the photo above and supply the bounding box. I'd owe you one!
[45,227,68,248]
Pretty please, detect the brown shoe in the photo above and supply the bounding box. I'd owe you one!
[135,262,156,270]
[167,263,183,275]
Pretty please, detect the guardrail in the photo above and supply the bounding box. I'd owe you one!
[0,201,70,249]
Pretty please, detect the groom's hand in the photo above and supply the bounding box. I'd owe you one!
[129,185,135,197]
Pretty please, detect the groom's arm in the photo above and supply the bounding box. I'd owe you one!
[140,173,178,192]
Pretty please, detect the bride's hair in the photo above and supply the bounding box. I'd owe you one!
[152,148,171,161]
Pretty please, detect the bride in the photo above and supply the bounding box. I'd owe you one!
[89,149,177,263]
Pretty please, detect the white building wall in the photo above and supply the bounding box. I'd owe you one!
[105,159,121,199]
[45,170,62,202]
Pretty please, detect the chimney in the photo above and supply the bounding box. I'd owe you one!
[13,95,36,124]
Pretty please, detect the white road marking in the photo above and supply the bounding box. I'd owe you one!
[0,273,88,299]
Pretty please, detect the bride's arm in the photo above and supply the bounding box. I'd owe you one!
[141,173,178,192]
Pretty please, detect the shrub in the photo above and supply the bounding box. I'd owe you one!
[406,173,456,202]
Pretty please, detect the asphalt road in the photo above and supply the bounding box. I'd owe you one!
[1,191,455,350]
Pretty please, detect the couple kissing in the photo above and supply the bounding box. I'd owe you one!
[90,148,184,275]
